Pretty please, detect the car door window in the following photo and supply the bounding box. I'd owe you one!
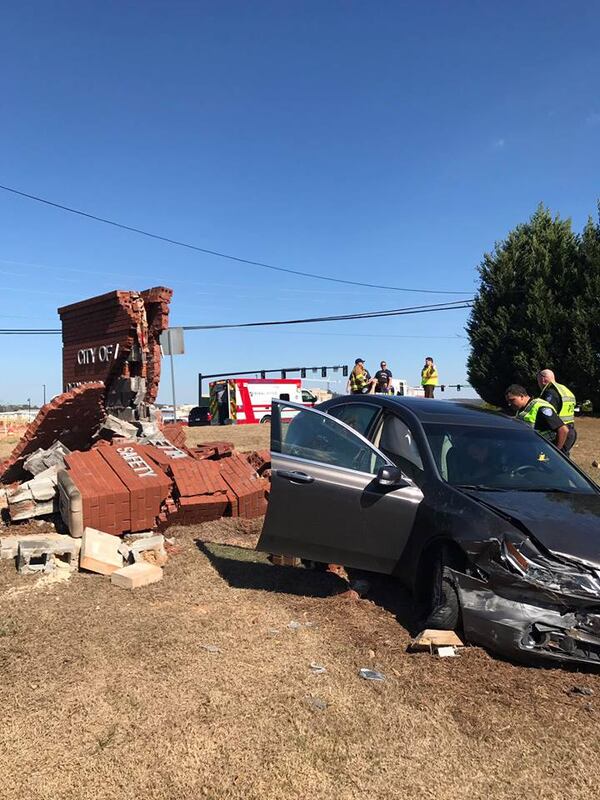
[327,403,380,438]
[276,405,388,475]
[376,413,424,482]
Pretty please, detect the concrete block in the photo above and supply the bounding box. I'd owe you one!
[24,441,70,476]
[110,562,163,589]
[0,536,20,560]
[79,527,124,575]
[99,414,139,439]
[129,534,167,566]
[17,534,82,574]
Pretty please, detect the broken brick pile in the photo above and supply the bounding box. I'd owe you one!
[1,285,271,551]
[54,438,269,537]
[0,384,106,485]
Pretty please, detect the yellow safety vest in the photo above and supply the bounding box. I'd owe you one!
[421,365,438,386]
[544,381,576,426]
[517,398,556,440]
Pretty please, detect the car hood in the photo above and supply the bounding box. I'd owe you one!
[467,489,600,569]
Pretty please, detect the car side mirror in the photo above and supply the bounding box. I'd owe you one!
[376,465,405,487]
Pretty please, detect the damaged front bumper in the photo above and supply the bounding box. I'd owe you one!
[450,569,600,667]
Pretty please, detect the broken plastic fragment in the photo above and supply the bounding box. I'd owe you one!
[359,668,385,681]
[200,644,221,654]
[287,620,302,630]
[437,645,459,658]
[309,662,327,674]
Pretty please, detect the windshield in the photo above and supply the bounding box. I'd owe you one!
[424,423,596,493]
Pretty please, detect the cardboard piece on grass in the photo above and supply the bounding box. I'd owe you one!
[410,629,464,653]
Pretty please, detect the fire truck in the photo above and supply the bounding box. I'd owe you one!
[208,378,316,425]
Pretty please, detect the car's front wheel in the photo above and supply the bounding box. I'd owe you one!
[423,546,462,631]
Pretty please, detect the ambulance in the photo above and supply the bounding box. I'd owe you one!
[209,378,316,425]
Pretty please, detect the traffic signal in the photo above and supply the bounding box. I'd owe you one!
[440,384,445,392]
[301,368,306,378]
[342,365,348,377]
[456,384,461,392]
[321,367,327,377]
[281,370,287,379]
[260,371,266,379]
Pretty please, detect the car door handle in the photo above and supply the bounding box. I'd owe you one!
[276,469,314,484]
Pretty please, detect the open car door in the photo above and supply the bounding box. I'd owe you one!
[257,401,424,573]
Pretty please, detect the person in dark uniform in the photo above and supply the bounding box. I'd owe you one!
[374,360,393,393]
[537,369,577,455]
[505,384,569,451]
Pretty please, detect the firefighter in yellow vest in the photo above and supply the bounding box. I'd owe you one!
[421,356,438,398]
[505,384,569,451]
[537,369,577,455]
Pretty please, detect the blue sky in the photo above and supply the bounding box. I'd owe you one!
[1,1,599,405]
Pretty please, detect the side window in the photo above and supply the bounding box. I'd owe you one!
[377,414,424,482]
[276,407,388,475]
[327,403,380,437]
[279,393,290,401]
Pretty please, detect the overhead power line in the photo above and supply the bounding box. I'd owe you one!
[0,183,473,296]
[0,298,473,335]
[181,299,473,330]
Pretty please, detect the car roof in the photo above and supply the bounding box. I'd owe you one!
[320,395,518,429]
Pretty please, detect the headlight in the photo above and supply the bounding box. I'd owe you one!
[502,538,600,599]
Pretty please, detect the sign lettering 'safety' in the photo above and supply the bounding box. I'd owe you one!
[116,446,157,478]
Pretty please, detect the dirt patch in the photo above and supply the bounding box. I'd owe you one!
[186,423,270,452]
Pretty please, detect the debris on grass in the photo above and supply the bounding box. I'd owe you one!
[305,696,327,711]
[566,686,594,697]
[200,644,222,654]
[359,668,385,681]
[410,629,464,654]
[309,662,327,674]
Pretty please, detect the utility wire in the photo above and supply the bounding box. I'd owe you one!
[0,183,473,296]
[0,298,473,335]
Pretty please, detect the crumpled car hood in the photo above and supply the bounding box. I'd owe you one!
[467,489,600,569]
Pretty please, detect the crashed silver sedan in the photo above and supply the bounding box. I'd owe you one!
[258,396,600,666]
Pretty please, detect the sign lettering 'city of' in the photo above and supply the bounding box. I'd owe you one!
[76,343,120,366]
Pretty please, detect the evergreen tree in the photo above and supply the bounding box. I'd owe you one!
[566,213,600,409]
[466,205,585,406]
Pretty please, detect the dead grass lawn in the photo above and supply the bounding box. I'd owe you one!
[0,420,599,799]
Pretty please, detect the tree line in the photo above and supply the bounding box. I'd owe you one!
[467,204,600,409]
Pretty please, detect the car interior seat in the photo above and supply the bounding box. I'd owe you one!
[378,416,424,482]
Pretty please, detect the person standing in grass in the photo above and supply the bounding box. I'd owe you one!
[421,356,438,398]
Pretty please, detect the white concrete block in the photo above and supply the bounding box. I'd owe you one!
[79,527,124,575]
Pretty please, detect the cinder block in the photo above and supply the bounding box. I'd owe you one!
[110,562,163,589]
[79,526,124,575]
[129,534,167,565]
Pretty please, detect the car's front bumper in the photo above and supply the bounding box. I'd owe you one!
[450,570,600,667]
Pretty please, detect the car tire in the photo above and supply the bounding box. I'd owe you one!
[424,548,462,631]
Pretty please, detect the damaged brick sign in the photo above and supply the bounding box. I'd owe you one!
[0,285,271,544]
[59,286,173,419]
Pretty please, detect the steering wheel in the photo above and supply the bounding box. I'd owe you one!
[511,465,538,477]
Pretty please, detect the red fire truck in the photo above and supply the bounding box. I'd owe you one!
[208,378,317,425]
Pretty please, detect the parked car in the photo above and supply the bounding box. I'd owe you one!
[188,406,212,427]
[258,396,600,666]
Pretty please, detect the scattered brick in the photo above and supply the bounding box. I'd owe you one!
[0,384,105,485]
[218,452,269,519]
[110,562,163,589]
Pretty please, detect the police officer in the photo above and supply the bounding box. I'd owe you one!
[505,384,569,451]
[537,369,577,455]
